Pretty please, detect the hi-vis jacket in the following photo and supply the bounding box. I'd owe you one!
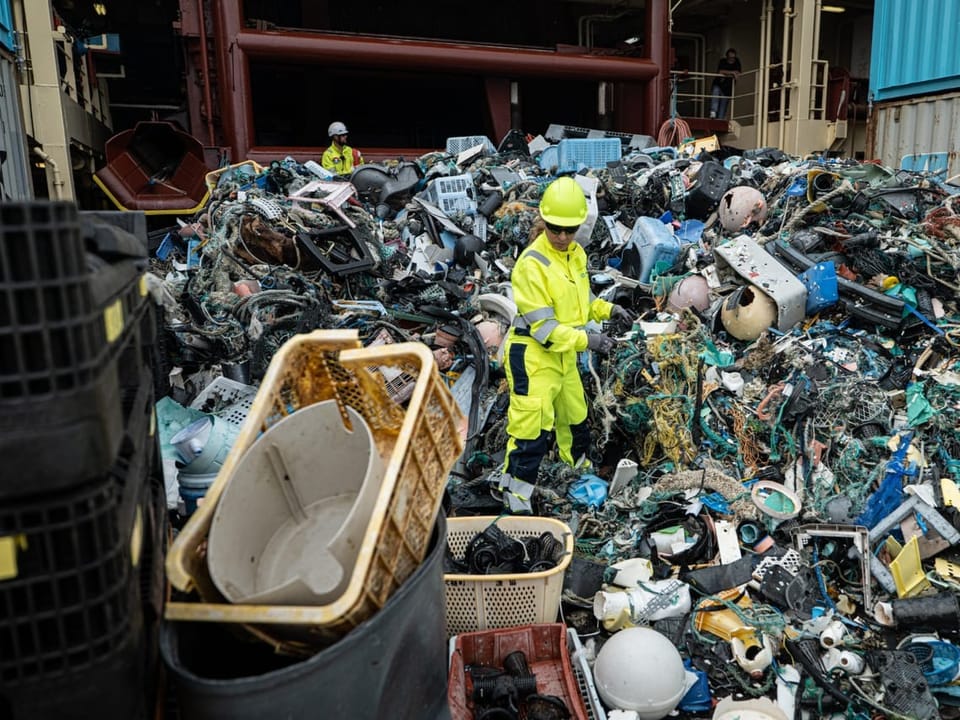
[321,144,364,175]
[510,232,613,353]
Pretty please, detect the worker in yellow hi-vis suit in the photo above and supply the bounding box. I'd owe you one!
[321,121,364,175]
[498,177,634,513]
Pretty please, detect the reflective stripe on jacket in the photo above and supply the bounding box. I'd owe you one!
[510,232,613,353]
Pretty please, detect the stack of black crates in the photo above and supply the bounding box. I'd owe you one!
[0,203,165,720]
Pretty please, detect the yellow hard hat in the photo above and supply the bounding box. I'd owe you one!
[539,176,588,226]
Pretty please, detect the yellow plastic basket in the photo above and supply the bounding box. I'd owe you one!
[203,161,265,193]
[165,330,464,650]
[444,516,574,637]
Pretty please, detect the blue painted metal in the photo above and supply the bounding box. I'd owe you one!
[900,152,950,179]
[872,0,960,101]
[0,0,13,53]
[83,34,122,54]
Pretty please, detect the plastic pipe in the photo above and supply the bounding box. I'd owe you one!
[738,521,761,545]
[32,147,65,200]
[892,592,960,630]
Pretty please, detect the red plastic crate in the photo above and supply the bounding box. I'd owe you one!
[448,624,589,720]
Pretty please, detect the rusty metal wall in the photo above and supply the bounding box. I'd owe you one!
[867,90,960,180]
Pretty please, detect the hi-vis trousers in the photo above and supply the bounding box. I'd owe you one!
[502,331,590,483]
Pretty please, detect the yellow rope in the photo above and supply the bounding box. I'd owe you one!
[731,405,761,471]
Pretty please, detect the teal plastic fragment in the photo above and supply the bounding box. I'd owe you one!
[906,382,935,427]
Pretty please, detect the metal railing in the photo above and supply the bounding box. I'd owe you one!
[54,34,109,123]
[671,59,830,128]
[809,59,828,120]
[671,69,759,126]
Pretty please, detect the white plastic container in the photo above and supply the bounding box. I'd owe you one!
[206,401,385,606]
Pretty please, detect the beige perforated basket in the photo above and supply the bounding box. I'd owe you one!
[165,330,464,650]
[444,516,573,637]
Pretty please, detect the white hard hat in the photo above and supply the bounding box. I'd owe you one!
[328,121,349,137]
[593,627,688,719]
[718,186,768,233]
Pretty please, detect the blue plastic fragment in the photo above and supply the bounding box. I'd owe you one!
[679,659,712,712]
[855,432,917,528]
[186,239,202,269]
[156,232,175,260]
[567,474,609,510]
[786,177,808,196]
[798,262,839,314]
[439,230,458,250]
[676,219,705,244]
[700,492,731,514]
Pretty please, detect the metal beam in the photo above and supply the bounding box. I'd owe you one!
[235,30,660,82]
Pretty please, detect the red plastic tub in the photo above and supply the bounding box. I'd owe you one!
[448,623,589,720]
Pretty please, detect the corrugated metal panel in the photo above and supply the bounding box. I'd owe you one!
[0,0,12,53]
[872,0,960,100]
[869,91,960,179]
[0,55,33,200]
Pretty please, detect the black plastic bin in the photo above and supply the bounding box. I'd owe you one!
[162,514,451,720]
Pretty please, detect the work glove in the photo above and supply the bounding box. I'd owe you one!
[586,333,616,355]
[610,305,635,323]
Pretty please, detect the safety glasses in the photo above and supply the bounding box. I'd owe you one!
[544,221,581,236]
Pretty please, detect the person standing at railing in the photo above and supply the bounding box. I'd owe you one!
[710,48,742,119]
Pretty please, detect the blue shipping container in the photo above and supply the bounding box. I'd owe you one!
[872,0,960,101]
[0,0,12,52]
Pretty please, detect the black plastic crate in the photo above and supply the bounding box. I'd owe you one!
[0,478,133,684]
[79,210,148,254]
[0,203,96,396]
[0,213,148,400]
[0,631,148,720]
[0,383,154,686]
[0,205,154,497]
[0,297,155,499]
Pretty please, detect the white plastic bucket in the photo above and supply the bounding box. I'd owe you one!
[206,401,385,606]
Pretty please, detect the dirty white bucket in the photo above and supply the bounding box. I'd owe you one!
[206,401,385,606]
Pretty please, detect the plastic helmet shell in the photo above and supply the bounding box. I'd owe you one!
[327,121,348,137]
[593,627,687,719]
[453,233,484,267]
[539,176,588,226]
[667,274,711,312]
[718,186,768,233]
[720,286,777,341]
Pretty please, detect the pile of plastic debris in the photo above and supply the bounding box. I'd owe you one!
[150,126,960,719]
